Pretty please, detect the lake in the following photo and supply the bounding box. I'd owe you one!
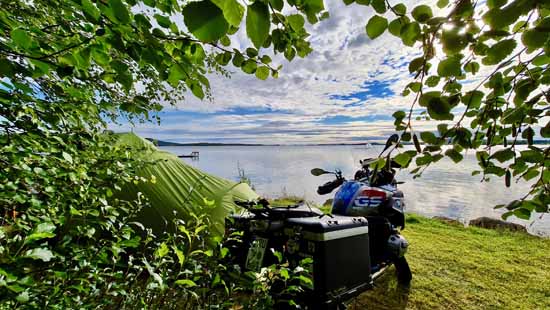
[160,145,549,236]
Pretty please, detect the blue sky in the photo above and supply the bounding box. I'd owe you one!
[113,1,442,144]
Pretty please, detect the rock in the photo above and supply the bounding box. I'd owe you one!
[469,217,527,233]
[432,216,462,226]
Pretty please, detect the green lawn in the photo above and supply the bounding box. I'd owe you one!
[352,214,550,310]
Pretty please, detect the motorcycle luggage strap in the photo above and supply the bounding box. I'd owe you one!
[301,226,368,242]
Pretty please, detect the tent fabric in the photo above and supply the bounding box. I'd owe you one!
[115,133,258,236]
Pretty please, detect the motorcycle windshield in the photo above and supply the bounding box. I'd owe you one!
[332,181,362,215]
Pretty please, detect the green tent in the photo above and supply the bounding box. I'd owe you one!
[115,133,258,236]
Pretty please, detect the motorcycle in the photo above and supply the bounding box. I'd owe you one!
[312,157,411,284]
[225,157,412,309]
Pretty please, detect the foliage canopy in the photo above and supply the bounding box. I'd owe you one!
[361,0,550,219]
[0,0,323,307]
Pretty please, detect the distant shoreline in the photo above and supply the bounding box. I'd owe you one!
[146,138,385,147]
[147,138,550,147]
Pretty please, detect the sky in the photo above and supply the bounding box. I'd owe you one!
[113,0,447,144]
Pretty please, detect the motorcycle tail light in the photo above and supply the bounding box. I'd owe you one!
[361,189,387,200]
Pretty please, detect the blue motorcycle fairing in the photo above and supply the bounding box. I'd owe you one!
[332,181,363,215]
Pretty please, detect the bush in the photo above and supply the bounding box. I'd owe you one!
[1,188,311,309]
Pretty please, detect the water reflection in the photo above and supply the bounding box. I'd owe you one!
[161,145,548,236]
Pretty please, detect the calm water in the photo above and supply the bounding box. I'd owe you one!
[161,145,549,236]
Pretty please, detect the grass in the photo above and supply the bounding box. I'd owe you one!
[351,214,550,310]
[267,196,550,309]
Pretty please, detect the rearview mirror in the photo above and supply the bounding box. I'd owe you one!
[311,168,329,176]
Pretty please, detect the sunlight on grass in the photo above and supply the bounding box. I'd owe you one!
[351,214,550,309]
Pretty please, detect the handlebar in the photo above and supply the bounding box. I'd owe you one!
[317,178,344,195]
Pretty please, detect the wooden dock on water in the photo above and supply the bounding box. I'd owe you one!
[178,151,199,158]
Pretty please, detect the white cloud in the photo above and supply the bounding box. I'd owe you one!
[115,0,458,143]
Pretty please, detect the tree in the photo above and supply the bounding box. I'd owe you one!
[358,0,550,219]
[0,0,325,307]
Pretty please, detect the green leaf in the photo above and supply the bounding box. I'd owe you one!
[393,3,406,15]
[287,14,305,31]
[111,60,133,91]
[441,30,468,55]
[270,0,284,11]
[464,61,480,74]
[532,55,550,66]
[482,8,520,30]
[426,96,453,120]
[62,151,73,163]
[407,82,422,92]
[445,148,463,163]
[520,150,543,163]
[232,52,245,67]
[191,82,205,99]
[212,0,245,27]
[167,64,186,87]
[371,0,386,13]
[437,0,449,8]
[521,29,549,49]
[154,14,171,28]
[411,5,433,23]
[501,107,525,124]
[255,66,270,80]
[416,154,432,166]
[420,131,437,144]
[408,57,424,73]
[175,279,197,287]
[400,22,421,46]
[215,51,232,65]
[298,274,313,286]
[393,110,406,120]
[260,55,272,64]
[91,47,110,66]
[394,152,412,167]
[220,35,231,46]
[426,75,440,87]
[11,28,31,49]
[82,0,101,21]
[482,39,516,65]
[155,242,169,258]
[513,208,531,220]
[366,15,388,39]
[183,0,229,42]
[26,223,56,243]
[241,59,257,74]
[246,47,258,57]
[388,18,406,37]
[25,248,54,262]
[246,2,270,48]
[271,249,283,263]
[110,0,130,23]
[16,291,29,303]
[522,168,539,181]
[461,90,483,109]
[280,268,290,280]
[437,57,461,77]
